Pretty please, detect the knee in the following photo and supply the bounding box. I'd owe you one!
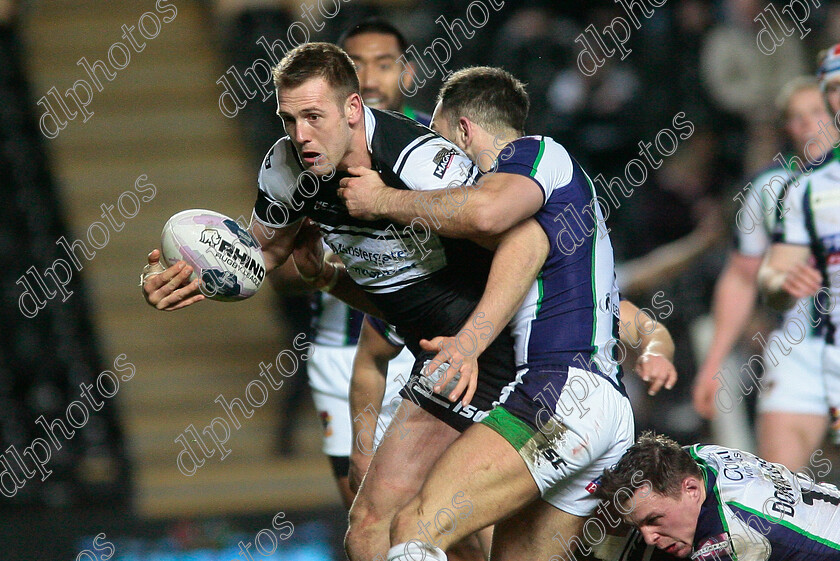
[346,497,379,558]
[390,498,424,545]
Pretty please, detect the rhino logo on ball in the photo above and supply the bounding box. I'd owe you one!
[199,228,222,248]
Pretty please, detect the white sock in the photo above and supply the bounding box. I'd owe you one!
[386,541,448,561]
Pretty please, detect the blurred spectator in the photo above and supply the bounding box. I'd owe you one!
[700,0,806,172]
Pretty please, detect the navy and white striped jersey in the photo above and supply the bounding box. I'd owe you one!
[738,155,835,338]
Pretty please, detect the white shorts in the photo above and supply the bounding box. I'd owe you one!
[756,332,827,415]
[308,342,413,457]
[482,366,635,516]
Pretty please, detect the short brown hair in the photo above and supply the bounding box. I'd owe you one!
[437,66,529,136]
[272,42,360,105]
[596,432,702,508]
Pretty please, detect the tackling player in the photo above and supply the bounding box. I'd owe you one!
[596,432,840,559]
[692,75,839,469]
[336,67,633,561]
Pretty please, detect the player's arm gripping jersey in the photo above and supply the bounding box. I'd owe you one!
[689,444,840,561]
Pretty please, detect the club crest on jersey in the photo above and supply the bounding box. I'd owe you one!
[433,148,457,179]
[692,534,732,560]
[585,476,602,494]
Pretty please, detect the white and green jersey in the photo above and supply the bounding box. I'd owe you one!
[737,158,826,338]
[775,151,840,345]
[495,135,621,385]
[689,444,840,561]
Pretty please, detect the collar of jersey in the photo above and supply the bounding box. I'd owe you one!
[363,104,376,154]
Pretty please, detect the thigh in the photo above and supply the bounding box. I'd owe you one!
[391,423,541,550]
[492,500,586,560]
[757,412,828,471]
[489,366,635,517]
[354,400,460,518]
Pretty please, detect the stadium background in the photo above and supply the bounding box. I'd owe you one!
[2,0,839,559]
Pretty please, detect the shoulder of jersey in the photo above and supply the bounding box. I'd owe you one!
[370,107,474,183]
[258,136,303,195]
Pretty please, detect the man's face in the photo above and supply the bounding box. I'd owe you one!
[626,484,702,558]
[344,32,408,111]
[785,87,834,155]
[276,77,353,175]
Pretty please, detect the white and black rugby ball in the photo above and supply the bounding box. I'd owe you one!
[160,209,265,301]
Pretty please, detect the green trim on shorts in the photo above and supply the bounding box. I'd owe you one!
[481,406,535,452]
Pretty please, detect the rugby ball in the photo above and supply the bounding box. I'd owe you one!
[160,209,265,301]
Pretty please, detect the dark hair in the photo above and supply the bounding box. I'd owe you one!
[437,67,529,136]
[596,432,702,507]
[337,18,409,54]
[272,42,360,103]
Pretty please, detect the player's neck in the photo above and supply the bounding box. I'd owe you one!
[471,128,519,172]
[340,120,373,170]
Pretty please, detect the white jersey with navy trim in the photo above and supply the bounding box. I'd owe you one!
[688,444,840,561]
[495,135,622,385]
[253,106,479,294]
[738,159,828,338]
[775,154,840,345]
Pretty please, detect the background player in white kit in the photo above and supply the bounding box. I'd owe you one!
[760,44,840,446]
[693,75,839,470]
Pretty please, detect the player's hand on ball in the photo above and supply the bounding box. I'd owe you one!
[338,166,390,221]
[420,336,479,407]
[291,218,326,278]
[142,249,204,311]
[635,352,677,396]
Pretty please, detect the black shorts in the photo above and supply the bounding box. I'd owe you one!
[371,266,517,432]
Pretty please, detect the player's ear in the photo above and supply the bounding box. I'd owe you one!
[345,92,364,125]
[683,476,703,503]
[458,117,472,148]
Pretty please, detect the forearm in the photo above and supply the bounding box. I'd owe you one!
[350,363,387,454]
[458,219,549,355]
[636,313,675,361]
[377,186,489,239]
[300,259,384,318]
[703,261,759,369]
